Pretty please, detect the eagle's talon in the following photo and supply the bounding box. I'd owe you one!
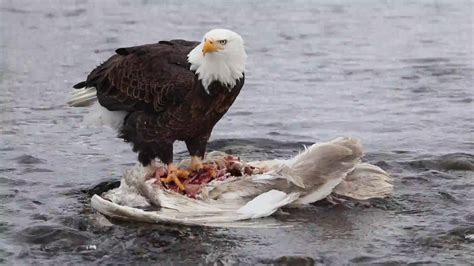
[160,164,186,191]
[161,172,185,191]
[176,169,190,179]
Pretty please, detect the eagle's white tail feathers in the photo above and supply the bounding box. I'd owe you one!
[67,87,126,130]
[83,102,127,130]
[67,87,97,107]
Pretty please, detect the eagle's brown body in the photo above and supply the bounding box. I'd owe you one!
[74,40,244,166]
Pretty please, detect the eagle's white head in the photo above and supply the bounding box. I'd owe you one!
[188,29,246,92]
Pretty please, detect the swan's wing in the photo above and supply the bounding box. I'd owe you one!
[284,137,365,205]
[332,163,393,200]
[284,137,363,188]
[91,189,298,226]
[203,137,364,205]
[237,190,299,218]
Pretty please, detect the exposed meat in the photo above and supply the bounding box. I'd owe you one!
[183,184,201,198]
[154,155,263,198]
[154,167,167,178]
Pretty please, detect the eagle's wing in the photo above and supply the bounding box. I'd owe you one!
[74,40,199,112]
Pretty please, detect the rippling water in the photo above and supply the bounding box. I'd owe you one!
[1,0,473,264]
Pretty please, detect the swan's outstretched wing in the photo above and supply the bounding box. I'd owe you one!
[333,163,393,200]
[204,137,364,205]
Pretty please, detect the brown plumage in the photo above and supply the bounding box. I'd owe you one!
[73,38,245,167]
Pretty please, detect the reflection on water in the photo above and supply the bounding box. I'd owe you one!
[0,0,473,264]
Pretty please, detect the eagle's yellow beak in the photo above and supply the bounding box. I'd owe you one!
[202,39,218,55]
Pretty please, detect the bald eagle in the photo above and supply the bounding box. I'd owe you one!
[69,29,246,185]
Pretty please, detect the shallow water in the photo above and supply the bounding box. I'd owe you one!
[1,0,473,264]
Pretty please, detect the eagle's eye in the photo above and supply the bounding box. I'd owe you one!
[218,40,227,45]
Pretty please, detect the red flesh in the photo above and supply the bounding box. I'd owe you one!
[154,156,263,198]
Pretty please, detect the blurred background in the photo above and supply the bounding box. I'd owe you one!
[0,0,473,264]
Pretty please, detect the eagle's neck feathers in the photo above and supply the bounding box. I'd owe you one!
[187,43,246,92]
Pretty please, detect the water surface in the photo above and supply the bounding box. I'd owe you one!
[1,0,473,264]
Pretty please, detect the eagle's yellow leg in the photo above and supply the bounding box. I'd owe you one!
[160,164,189,191]
[190,156,203,172]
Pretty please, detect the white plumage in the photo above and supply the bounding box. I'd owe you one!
[91,137,393,226]
[68,88,127,130]
[188,29,246,90]
[67,87,97,107]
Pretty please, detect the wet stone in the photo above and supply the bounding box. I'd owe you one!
[13,155,45,165]
[259,256,319,266]
[83,180,121,197]
[18,225,92,245]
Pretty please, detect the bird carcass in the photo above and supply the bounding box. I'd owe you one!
[91,137,394,226]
